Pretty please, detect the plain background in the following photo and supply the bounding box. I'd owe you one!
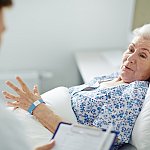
[0,0,135,92]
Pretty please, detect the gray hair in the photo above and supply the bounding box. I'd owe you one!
[133,24,150,40]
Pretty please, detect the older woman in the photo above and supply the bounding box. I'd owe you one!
[3,24,150,149]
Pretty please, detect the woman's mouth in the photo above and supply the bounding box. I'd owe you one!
[122,65,133,71]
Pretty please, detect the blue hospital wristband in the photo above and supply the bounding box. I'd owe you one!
[27,99,45,115]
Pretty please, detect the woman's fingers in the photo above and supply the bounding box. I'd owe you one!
[33,85,40,96]
[13,107,19,110]
[16,76,31,93]
[4,77,41,111]
[5,81,24,96]
[4,95,11,99]
[2,91,20,101]
[6,101,19,108]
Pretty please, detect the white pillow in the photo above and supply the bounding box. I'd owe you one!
[41,86,76,123]
[130,87,150,150]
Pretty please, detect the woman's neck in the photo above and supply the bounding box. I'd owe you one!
[100,77,128,89]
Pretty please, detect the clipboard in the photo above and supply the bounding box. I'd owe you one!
[51,122,118,150]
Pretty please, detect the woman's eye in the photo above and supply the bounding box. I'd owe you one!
[128,47,134,53]
[139,54,147,59]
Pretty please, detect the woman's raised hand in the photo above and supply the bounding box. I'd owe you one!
[2,76,41,111]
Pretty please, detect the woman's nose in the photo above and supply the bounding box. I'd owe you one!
[127,53,137,63]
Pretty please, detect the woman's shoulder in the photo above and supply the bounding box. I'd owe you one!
[129,80,149,88]
[125,80,149,97]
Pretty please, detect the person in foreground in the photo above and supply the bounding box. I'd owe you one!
[0,0,55,149]
[3,23,150,149]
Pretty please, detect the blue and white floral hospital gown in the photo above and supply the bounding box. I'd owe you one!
[69,72,149,147]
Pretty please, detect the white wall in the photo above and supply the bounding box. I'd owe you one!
[0,0,135,92]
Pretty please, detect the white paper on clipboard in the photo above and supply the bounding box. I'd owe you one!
[51,122,118,150]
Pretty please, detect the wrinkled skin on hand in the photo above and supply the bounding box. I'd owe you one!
[2,76,41,111]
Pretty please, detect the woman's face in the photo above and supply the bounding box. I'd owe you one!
[120,36,150,83]
[0,9,5,45]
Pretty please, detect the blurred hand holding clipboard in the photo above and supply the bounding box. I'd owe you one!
[51,122,118,150]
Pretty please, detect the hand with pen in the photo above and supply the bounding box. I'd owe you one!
[35,140,55,150]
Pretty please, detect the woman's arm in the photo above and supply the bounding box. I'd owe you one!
[32,103,63,132]
[2,76,65,133]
